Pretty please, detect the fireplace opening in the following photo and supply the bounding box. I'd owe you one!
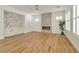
[42,26,51,30]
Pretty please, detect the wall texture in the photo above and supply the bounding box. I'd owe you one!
[4,11,24,37]
[0,6,25,39]
[41,13,51,26]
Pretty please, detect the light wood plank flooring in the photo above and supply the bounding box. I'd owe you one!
[0,32,77,53]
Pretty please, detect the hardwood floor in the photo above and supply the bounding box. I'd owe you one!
[0,32,77,53]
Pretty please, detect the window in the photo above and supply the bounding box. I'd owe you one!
[65,5,79,35]
[73,6,76,33]
[65,10,71,31]
[66,21,70,31]
[72,5,79,35]
[77,18,79,35]
[56,16,63,20]
[77,5,79,17]
[33,15,39,22]
[73,6,76,18]
[66,10,70,20]
[77,6,79,35]
[35,18,39,22]
[73,19,76,33]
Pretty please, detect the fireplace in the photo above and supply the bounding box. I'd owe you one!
[42,26,51,30]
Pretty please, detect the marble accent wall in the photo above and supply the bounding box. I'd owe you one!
[4,11,25,37]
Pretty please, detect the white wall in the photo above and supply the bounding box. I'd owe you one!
[51,11,65,34]
[24,14,41,33]
[24,14,33,33]
[32,15,41,32]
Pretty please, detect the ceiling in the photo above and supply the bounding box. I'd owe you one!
[10,5,72,14]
